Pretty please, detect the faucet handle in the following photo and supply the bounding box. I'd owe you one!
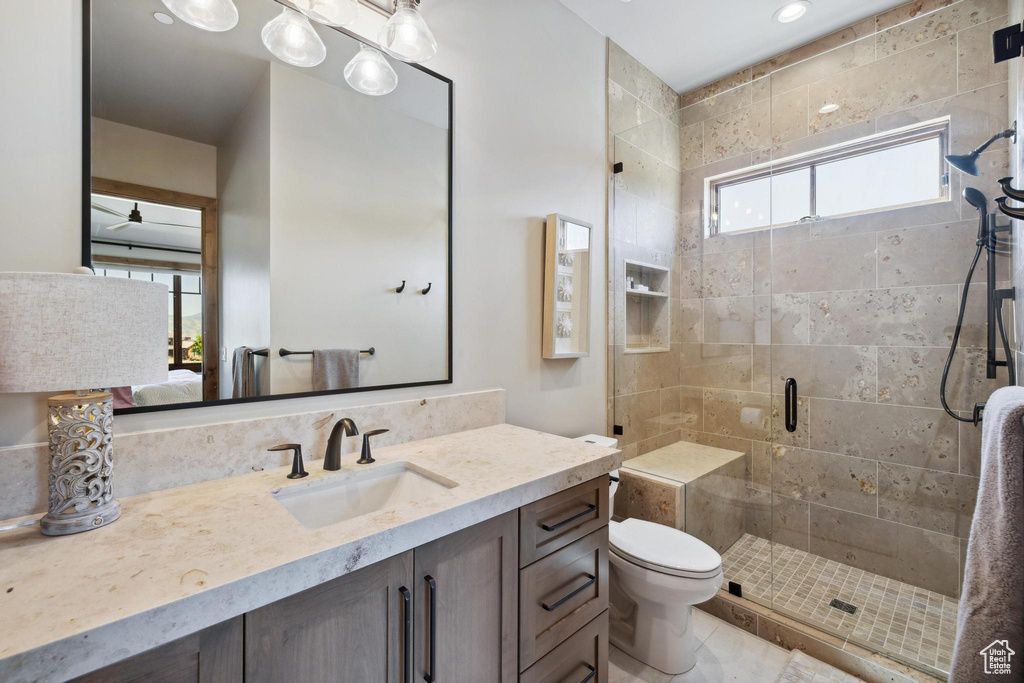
[357,429,389,464]
[269,443,308,479]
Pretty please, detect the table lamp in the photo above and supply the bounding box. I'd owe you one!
[0,271,168,535]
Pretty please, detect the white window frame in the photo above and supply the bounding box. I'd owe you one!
[703,117,952,237]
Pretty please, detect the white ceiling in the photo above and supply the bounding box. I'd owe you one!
[92,0,448,146]
[559,0,908,94]
[91,195,202,250]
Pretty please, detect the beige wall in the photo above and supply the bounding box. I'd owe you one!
[0,0,608,448]
[609,0,1011,601]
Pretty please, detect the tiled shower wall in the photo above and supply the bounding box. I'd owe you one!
[608,0,1012,600]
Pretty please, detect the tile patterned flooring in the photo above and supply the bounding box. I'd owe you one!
[722,534,959,676]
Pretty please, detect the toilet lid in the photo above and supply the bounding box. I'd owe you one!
[609,519,722,579]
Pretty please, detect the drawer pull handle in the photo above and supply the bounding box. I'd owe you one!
[541,504,597,532]
[424,575,436,683]
[541,573,596,612]
[579,664,597,683]
[399,586,411,683]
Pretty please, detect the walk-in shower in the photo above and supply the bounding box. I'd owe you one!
[607,0,1014,678]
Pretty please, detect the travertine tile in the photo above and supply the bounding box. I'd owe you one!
[608,79,659,137]
[771,445,878,515]
[705,99,772,163]
[679,386,704,432]
[745,492,811,551]
[612,187,638,245]
[772,87,810,145]
[959,415,982,476]
[771,345,877,402]
[616,468,683,528]
[753,18,877,80]
[772,294,811,344]
[704,295,756,343]
[808,399,959,472]
[702,248,753,298]
[676,211,702,255]
[958,16,1010,92]
[877,220,986,288]
[810,505,898,577]
[809,285,958,347]
[677,254,702,299]
[619,114,682,170]
[767,120,877,163]
[680,68,752,108]
[875,0,1007,56]
[771,393,810,448]
[877,463,979,538]
[673,298,703,343]
[679,121,704,170]
[686,456,748,553]
[613,389,663,446]
[772,233,877,294]
[808,37,958,134]
[877,346,1006,410]
[608,40,680,118]
[677,83,752,126]
[808,199,961,240]
[876,0,958,32]
[697,594,758,634]
[704,388,771,441]
[636,198,680,254]
[772,37,877,97]
[614,137,681,213]
[893,524,960,597]
[678,342,752,390]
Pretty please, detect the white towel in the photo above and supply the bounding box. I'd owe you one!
[312,349,359,391]
[950,386,1024,681]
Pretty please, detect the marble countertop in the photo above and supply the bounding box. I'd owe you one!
[0,424,620,682]
[622,441,744,484]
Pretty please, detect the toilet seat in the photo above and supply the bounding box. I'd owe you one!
[609,519,722,580]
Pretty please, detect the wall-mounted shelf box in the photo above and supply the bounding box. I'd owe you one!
[623,260,671,354]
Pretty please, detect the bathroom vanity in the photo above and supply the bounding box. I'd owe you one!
[0,425,619,682]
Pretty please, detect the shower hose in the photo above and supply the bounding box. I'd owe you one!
[940,238,1016,424]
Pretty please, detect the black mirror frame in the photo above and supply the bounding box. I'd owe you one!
[82,0,454,415]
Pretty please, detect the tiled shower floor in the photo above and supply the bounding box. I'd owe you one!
[722,534,959,676]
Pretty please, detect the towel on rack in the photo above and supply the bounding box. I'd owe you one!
[950,386,1024,682]
[232,346,256,399]
[312,349,360,391]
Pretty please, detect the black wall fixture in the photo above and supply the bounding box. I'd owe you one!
[994,22,1024,63]
[421,282,432,295]
[395,280,406,293]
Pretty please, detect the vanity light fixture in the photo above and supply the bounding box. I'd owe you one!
[160,0,238,31]
[293,0,359,28]
[819,103,840,114]
[344,44,399,96]
[378,0,437,63]
[773,1,811,23]
[261,7,327,68]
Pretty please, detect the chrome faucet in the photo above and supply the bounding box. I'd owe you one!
[324,418,359,471]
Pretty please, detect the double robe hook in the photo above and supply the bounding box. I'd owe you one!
[394,280,431,295]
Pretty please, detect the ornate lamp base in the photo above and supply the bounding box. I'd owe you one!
[40,391,121,536]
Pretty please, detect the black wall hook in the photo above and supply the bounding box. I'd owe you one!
[996,196,1024,219]
[396,280,406,293]
[421,282,432,295]
[998,177,1024,202]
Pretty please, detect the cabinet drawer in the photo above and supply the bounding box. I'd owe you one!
[519,527,609,670]
[519,611,608,683]
[519,476,609,567]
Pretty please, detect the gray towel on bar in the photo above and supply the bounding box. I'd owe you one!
[312,349,359,391]
[232,346,256,399]
[950,386,1024,681]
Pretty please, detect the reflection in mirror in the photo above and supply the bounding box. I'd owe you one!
[86,0,452,413]
[543,214,591,359]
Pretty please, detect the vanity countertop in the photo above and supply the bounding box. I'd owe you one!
[0,423,620,682]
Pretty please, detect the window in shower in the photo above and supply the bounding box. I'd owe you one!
[705,117,950,235]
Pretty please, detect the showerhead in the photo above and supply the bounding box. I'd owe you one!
[963,187,987,213]
[945,122,1017,176]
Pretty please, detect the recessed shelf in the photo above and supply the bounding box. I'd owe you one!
[626,289,669,299]
[623,259,672,353]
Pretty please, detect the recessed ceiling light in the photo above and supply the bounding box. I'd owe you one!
[773,1,811,23]
[819,103,840,114]
[153,12,174,24]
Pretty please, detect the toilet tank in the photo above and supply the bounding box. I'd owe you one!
[575,434,619,513]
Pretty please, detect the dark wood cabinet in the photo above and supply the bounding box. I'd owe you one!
[413,510,519,683]
[69,617,242,683]
[245,551,413,683]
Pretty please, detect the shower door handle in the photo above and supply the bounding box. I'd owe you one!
[785,378,798,433]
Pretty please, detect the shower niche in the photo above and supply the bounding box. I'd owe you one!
[623,260,670,353]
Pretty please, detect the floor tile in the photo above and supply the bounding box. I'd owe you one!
[671,620,791,682]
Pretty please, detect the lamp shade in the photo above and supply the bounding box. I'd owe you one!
[0,272,169,392]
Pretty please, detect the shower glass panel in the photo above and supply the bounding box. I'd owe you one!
[759,6,1012,677]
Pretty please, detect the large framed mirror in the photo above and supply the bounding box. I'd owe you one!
[82,0,452,414]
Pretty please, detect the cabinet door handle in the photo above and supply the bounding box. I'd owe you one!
[540,504,596,531]
[579,664,597,683]
[541,573,596,612]
[785,378,798,433]
[424,575,436,683]
[399,586,411,683]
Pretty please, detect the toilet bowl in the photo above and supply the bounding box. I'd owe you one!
[576,435,724,675]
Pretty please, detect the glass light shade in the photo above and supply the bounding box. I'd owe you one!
[161,0,238,31]
[261,8,327,68]
[344,45,398,96]
[293,0,359,27]
[377,0,437,63]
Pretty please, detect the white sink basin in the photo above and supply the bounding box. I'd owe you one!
[271,461,458,529]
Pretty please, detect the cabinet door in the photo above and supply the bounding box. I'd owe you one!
[413,511,518,683]
[246,551,414,683]
[70,617,242,683]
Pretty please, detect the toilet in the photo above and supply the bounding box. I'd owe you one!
[577,435,724,675]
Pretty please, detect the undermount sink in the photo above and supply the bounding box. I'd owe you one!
[271,461,458,529]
